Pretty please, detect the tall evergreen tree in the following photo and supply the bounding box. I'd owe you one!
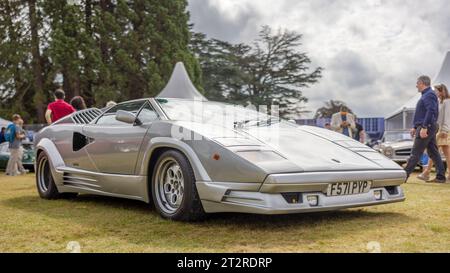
[0,0,201,122]
[106,0,202,102]
[190,32,245,101]
[191,26,323,119]
[0,0,48,123]
[315,100,353,119]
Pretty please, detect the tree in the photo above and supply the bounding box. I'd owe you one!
[314,100,353,119]
[92,0,202,104]
[190,32,246,101]
[28,0,46,123]
[0,0,201,122]
[0,0,48,123]
[191,26,323,119]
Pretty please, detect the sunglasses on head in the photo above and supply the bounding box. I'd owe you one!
[435,84,444,92]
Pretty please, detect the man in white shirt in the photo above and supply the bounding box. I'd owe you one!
[331,106,356,138]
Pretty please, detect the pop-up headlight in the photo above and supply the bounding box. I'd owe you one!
[235,150,285,163]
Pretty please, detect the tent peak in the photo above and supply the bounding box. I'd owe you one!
[434,51,450,87]
[386,51,450,120]
[157,62,207,101]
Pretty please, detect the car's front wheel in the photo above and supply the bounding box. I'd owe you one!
[151,150,205,221]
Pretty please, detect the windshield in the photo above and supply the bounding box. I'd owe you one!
[384,131,412,142]
[157,98,280,127]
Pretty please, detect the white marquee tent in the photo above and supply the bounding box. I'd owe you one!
[157,62,207,101]
[385,51,450,131]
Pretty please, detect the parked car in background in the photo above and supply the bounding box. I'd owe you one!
[374,130,445,168]
[374,131,413,165]
[364,136,380,148]
[0,141,35,172]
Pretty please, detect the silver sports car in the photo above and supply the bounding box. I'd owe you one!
[34,63,406,221]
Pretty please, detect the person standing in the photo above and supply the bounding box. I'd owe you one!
[354,122,366,143]
[102,101,117,112]
[353,117,366,143]
[15,118,28,174]
[106,101,117,108]
[404,76,446,183]
[70,96,87,111]
[45,89,75,125]
[417,84,450,182]
[5,114,26,176]
[331,106,356,138]
[0,127,5,144]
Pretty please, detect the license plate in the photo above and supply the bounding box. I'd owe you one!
[326,181,372,196]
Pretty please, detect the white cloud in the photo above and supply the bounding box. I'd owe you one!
[188,0,450,118]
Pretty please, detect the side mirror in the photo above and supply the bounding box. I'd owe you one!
[115,110,142,125]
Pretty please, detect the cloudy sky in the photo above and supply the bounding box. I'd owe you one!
[188,0,450,118]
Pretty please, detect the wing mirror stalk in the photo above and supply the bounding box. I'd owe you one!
[115,110,142,126]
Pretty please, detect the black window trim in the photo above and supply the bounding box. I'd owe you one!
[95,99,149,125]
[135,101,160,124]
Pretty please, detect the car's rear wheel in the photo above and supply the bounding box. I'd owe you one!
[151,150,205,221]
[36,152,77,200]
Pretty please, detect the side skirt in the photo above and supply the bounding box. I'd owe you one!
[54,166,150,203]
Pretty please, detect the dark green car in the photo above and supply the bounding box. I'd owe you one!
[0,142,35,172]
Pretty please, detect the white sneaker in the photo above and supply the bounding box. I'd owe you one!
[417,173,430,181]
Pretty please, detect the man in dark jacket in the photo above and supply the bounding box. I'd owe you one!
[404,75,446,183]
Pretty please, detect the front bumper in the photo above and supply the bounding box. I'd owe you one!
[23,163,35,171]
[197,170,406,215]
[392,158,408,164]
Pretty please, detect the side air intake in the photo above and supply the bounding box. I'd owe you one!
[71,108,103,124]
[73,132,89,151]
[62,172,100,190]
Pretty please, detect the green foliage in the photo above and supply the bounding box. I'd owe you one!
[0,1,35,121]
[314,100,354,119]
[191,26,323,119]
[0,0,200,123]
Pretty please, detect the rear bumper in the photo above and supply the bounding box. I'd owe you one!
[197,170,406,214]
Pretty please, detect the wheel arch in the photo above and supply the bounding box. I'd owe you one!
[141,137,211,181]
[34,138,65,188]
[141,138,211,202]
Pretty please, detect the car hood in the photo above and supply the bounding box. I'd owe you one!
[382,141,413,149]
[174,121,401,172]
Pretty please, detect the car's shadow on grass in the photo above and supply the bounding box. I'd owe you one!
[3,193,414,228]
[2,193,417,250]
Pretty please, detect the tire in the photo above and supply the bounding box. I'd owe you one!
[151,150,205,221]
[36,152,63,199]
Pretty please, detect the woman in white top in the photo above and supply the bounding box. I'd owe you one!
[418,84,450,182]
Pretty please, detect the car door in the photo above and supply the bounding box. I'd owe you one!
[83,100,151,175]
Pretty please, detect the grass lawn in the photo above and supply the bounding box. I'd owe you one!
[0,172,449,253]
